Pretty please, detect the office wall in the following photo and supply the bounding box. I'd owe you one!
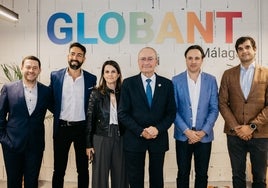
[0,0,267,183]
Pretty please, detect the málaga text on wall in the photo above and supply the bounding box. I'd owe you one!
[47,11,242,45]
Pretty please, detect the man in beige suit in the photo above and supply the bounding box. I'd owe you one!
[219,36,268,188]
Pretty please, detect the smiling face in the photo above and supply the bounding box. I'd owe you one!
[103,64,120,86]
[21,59,41,84]
[67,46,86,70]
[236,39,256,66]
[138,47,158,78]
[185,49,203,74]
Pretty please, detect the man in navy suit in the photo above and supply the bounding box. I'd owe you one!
[118,47,176,188]
[0,55,52,188]
[50,42,96,188]
[172,45,219,188]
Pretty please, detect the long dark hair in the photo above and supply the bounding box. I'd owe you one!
[98,60,122,94]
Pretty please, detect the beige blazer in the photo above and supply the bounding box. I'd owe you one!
[219,64,268,138]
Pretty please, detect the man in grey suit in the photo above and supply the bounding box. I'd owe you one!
[219,36,268,188]
[118,47,176,188]
[0,55,52,188]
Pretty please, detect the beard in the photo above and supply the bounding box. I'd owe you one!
[68,60,83,70]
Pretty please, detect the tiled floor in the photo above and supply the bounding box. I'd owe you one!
[0,180,234,188]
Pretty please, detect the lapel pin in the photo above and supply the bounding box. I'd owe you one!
[158,84,161,87]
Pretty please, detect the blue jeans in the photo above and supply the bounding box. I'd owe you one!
[227,135,268,188]
[176,140,212,188]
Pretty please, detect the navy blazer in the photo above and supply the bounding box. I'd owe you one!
[172,71,219,143]
[0,80,52,152]
[118,73,176,152]
[50,68,96,138]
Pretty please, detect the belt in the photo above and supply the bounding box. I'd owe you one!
[59,119,85,127]
[110,124,118,126]
[191,127,196,131]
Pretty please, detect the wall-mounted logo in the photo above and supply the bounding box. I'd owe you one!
[47,11,242,45]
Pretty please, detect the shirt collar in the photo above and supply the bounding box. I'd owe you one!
[65,68,84,79]
[23,81,37,89]
[240,61,255,71]
[141,73,156,83]
[186,70,202,82]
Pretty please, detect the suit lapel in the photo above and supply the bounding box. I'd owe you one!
[152,75,167,107]
[17,81,30,116]
[248,65,260,98]
[182,72,191,105]
[198,73,206,108]
[137,75,149,106]
[57,69,66,100]
[31,82,42,116]
[233,65,245,99]
[152,76,160,105]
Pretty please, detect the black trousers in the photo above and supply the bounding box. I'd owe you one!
[176,140,212,188]
[52,123,89,188]
[2,145,43,188]
[125,150,165,188]
[227,135,268,188]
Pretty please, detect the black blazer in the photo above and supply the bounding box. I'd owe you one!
[118,73,176,152]
[0,80,52,152]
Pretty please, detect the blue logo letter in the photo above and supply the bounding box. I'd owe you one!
[47,12,73,44]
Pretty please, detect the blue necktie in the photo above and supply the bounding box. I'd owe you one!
[146,79,152,107]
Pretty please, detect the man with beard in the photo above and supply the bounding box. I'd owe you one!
[49,42,97,188]
[219,36,268,188]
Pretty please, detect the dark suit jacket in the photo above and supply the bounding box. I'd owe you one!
[219,64,268,138]
[0,80,52,152]
[118,73,176,152]
[50,68,96,138]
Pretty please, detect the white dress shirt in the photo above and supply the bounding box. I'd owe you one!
[187,71,201,128]
[141,73,156,96]
[59,70,85,121]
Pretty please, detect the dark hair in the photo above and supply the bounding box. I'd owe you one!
[69,42,86,55]
[98,60,122,94]
[22,55,41,68]
[184,45,205,59]
[235,36,256,52]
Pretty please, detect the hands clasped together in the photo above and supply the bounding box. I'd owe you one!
[184,129,206,144]
[141,126,159,139]
[233,125,253,141]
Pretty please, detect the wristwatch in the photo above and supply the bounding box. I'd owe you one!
[249,123,257,131]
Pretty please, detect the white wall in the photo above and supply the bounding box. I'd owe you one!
[0,0,267,184]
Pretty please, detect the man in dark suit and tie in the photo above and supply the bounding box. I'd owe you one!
[118,47,176,188]
[0,55,52,188]
[50,42,96,188]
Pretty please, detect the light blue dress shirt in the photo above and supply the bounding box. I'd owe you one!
[240,62,255,99]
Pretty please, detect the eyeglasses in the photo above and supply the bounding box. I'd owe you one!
[138,57,156,62]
